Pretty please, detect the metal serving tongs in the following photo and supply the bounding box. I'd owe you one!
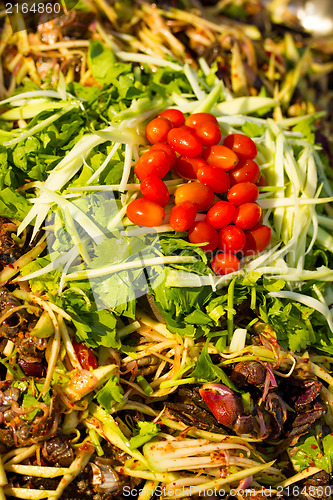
[264,0,333,35]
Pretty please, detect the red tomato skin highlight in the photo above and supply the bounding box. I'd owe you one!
[223,133,257,160]
[197,165,230,193]
[73,342,98,370]
[227,182,259,206]
[146,116,173,144]
[195,122,222,147]
[242,224,272,256]
[159,109,185,128]
[134,150,171,180]
[127,198,165,227]
[188,221,218,252]
[185,113,218,129]
[206,201,237,229]
[218,225,246,253]
[174,156,206,180]
[229,158,260,185]
[140,176,170,207]
[256,174,268,187]
[167,126,203,157]
[234,202,263,230]
[174,182,215,211]
[150,143,177,166]
[203,145,239,171]
[211,252,240,275]
[169,201,197,232]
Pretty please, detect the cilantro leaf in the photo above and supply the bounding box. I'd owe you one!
[289,433,333,474]
[188,340,237,390]
[0,187,32,220]
[129,421,160,449]
[96,375,124,411]
[88,40,131,86]
[241,121,265,138]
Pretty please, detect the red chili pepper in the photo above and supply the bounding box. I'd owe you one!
[73,341,98,370]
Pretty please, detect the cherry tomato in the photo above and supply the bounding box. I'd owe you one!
[203,145,238,171]
[174,182,214,211]
[256,174,268,187]
[127,198,165,227]
[169,201,197,232]
[146,117,173,144]
[211,252,240,275]
[159,109,185,128]
[223,133,257,159]
[185,112,218,129]
[242,224,272,256]
[229,159,260,185]
[188,221,218,252]
[135,150,171,180]
[140,176,170,207]
[218,225,246,254]
[150,143,177,166]
[197,165,230,193]
[227,182,259,206]
[195,122,222,147]
[234,202,262,230]
[167,126,203,157]
[73,341,98,370]
[206,201,237,229]
[174,156,206,180]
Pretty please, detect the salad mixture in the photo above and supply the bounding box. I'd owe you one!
[0,1,332,500]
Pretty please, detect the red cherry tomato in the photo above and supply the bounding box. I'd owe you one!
[174,182,214,211]
[140,176,170,207]
[174,156,206,180]
[167,126,203,157]
[227,182,259,206]
[159,109,185,128]
[211,252,240,275]
[242,224,272,256]
[150,143,177,166]
[185,112,218,129]
[169,201,197,232]
[135,150,171,180]
[229,159,260,185]
[206,201,237,229]
[203,145,238,171]
[188,221,218,252]
[256,174,268,187]
[73,342,98,370]
[223,133,257,160]
[218,225,246,254]
[195,122,222,147]
[234,202,262,230]
[127,198,165,227]
[197,165,230,193]
[146,117,173,144]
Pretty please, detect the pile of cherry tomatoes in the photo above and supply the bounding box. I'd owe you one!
[126,109,271,275]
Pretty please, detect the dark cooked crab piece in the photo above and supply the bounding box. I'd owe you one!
[263,393,287,439]
[0,218,22,268]
[0,379,58,447]
[288,399,327,438]
[293,379,322,410]
[0,288,27,338]
[301,471,332,498]
[43,435,75,467]
[11,444,142,500]
[230,361,267,389]
[164,401,224,433]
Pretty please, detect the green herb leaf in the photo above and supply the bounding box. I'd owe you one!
[129,421,160,449]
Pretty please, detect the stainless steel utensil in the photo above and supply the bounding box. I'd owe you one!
[265,0,333,35]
